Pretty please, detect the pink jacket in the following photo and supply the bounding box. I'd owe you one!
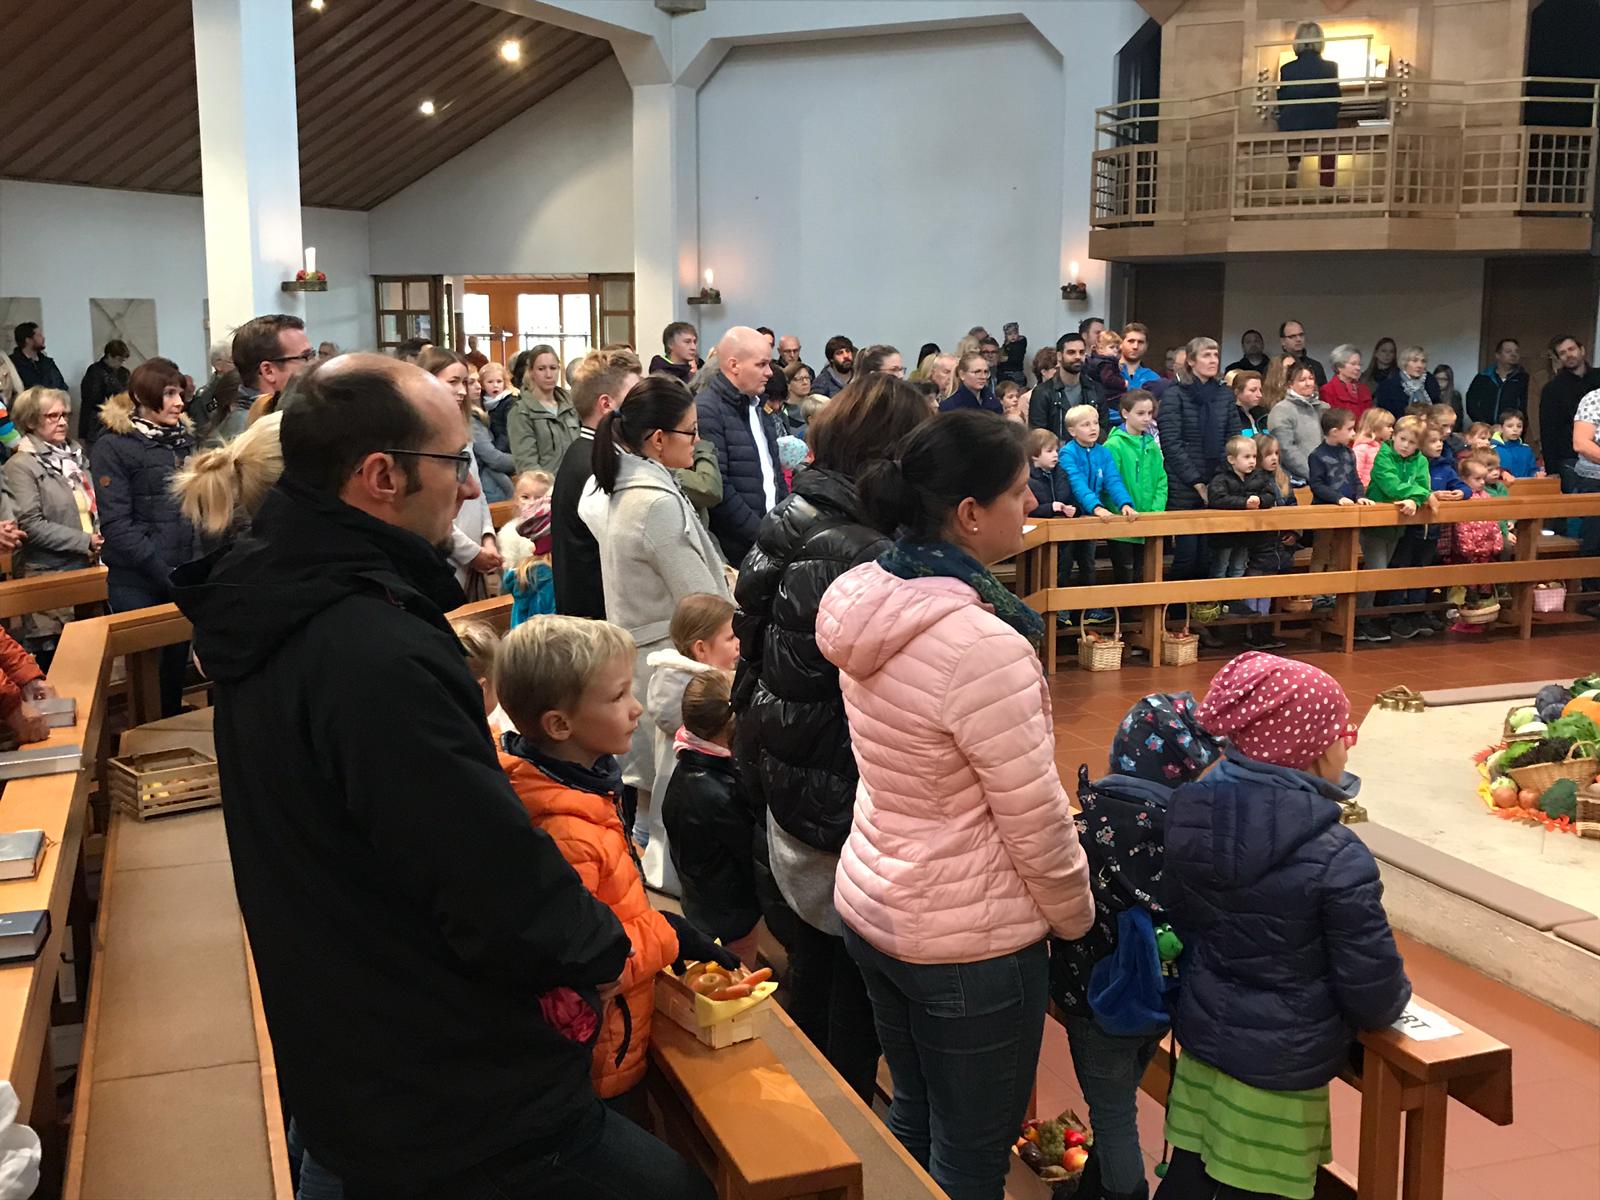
[1353,437,1382,487]
[816,563,1094,964]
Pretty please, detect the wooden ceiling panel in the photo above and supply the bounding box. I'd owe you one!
[0,0,615,210]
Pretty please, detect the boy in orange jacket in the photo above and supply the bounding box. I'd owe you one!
[495,614,738,1114]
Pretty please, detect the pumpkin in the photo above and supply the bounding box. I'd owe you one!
[1561,695,1600,728]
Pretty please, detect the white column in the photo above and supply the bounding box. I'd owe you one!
[632,82,699,355]
[192,0,305,338]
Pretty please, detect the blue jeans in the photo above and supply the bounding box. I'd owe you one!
[1063,1015,1162,1197]
[343,1099,714,1200]
[1576,473,1600,592]
[844,928,1048,1200]
[288,1119,345,1200]
[1209,545,1249,580]
[107,576,188,717]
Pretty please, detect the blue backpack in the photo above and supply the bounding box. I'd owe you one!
[1087,907,1176,1037]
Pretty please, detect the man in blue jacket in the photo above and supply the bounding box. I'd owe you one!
[1465,337,1529,425]
[697,326,789,567]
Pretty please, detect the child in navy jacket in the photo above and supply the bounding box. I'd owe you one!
[1026,429,1077,520]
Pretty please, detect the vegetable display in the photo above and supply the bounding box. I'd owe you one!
[1474,675,1600,837]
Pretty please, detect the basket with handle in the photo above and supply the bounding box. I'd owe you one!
[1506,744,1599,795]
[1578,786,1600,840]
[1161,606,1199,666]
[1458,600,1500,626]
[1276,596,1315,614]
[1533,583,1567,613]
[1077,609,1125,672]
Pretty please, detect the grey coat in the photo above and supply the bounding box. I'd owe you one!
[1265,387,1328,483]
[508,391,580,474]
[3,440,97,574]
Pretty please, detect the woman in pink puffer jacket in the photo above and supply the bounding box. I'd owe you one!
[817,410,1094,1200]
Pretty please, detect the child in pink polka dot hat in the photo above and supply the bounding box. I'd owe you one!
[1153,652,1411,1200]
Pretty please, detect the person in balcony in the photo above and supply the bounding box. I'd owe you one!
[1277,21,1340,188]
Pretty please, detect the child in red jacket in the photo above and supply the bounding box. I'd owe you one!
[0,630,53,747]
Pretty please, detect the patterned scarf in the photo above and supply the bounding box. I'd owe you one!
[1401,373,1430,404]
[130,413,192,450]
[878,538,1045,649]
[25,434,97,521]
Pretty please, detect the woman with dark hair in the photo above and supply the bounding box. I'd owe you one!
[733,373,930,1101]
[1361,336,1399,392]
[1433,364,1462,415]
[580,376,731,835]
[816,410,1093,1200]
[91,356,199,715]
[418,347,501,593]
[855,345,904,378]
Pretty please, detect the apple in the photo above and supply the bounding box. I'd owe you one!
[1063,1146,1089,1172]
[1064,1128,1086,1148]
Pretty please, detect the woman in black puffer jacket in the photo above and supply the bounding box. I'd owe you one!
[731,373,928,1102]
[1158,336,1243,579]
[91,357,200,716]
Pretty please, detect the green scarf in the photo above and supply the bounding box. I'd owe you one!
[878,538,1044,649]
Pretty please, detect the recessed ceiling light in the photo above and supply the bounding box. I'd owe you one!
[419,99,436,116]
[500,39,521,63]
[309,0,325,10]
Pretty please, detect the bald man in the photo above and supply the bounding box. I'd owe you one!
[696,325,789,565]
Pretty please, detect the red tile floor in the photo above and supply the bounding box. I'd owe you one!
[1034,622,1600,1199]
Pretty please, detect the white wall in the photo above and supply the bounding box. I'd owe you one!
[1221,256,1486,384]
[0,180,371,392]
[694,24,1067,363]
[368,57,634,276]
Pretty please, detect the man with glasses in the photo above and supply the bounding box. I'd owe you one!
[1279,319,1327,389]
[173,354,712,1200]
[697,325,787,565]
[231,313,316,430]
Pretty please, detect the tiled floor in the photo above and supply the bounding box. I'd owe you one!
[1035,621,1600,1199]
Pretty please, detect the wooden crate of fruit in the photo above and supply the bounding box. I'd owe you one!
[654,961,777,1049]
[107,747,220,821]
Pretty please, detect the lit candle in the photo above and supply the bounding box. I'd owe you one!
[704,268,714,289]
[304,246,317,275]
[1068,260,1080,282]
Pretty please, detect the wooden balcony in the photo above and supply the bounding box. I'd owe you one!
[1089,76,1599,260]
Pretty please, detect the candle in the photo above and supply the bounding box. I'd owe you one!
[1068,260,1080,282]
[304,247,317,275]
[704,268,714,289]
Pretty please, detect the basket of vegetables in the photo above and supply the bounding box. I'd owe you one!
[1015,1111,1092,1197]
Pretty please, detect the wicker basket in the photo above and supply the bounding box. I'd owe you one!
[1533,584,1567,613]
[1162,607,1199,666]
[1277,596,1315,614]
[1458,601,1501,626]
[1506,745,1600,795]
[108,747,221,821]
[1502,703,1544,743]
[1578,791,1600,840]
[1077,610,1125,672]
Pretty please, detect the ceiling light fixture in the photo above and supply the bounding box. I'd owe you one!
[419,99,436,116]
[500,39,522,63]
[309,0,325,10]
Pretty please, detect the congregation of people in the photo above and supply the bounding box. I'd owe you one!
[3,304,1595,1200]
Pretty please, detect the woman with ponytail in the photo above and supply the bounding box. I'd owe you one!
[816,409,1094,1200]
[579,375,731,885]
[172,412,284,549]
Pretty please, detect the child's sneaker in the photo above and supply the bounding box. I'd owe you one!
[1082,609,1113,624]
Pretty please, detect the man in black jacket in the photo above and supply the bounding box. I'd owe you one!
[171,355,709,1199]
[553,348,641,617]
[1029,333,1107,441]
[1465,337,1530,425]
[10,323,67,394]
[1540,334,1600,489]
[697,326,788,566]
[78,339,130,443]
[1278,320,1327,390]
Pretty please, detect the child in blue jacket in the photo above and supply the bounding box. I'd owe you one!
[1059,405,1137,621]
[1050,693,1221,1200]
[1491,410,1539,478]
[1156,653,1411,1200]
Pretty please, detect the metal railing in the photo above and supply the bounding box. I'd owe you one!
[1091,76,1599,227]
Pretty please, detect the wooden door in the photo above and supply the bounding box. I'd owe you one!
[1479,256,1600,451]
[373,276,443,354]
[589,274,636,351]
[1126,263,1227,367]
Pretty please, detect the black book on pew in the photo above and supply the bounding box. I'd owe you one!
[0,910,49,965]
[0,832,45,882]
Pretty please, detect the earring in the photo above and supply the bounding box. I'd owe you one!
[970,525,979,532]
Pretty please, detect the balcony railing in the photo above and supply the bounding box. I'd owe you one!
[1091,76,1599,228]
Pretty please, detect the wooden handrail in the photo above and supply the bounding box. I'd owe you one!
[0,566,108,621]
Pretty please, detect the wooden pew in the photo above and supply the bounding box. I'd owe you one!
[1010,494,1600,669]
[1134,998,1511,1200]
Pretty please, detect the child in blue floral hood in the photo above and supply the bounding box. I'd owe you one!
[1050,692,1221,1200]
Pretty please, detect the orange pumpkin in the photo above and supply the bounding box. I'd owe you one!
[1561,696,1600,728]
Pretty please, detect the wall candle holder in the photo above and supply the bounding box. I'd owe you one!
[686,267,721,307]
[1061,261,1087,303]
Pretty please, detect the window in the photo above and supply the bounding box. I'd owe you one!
[462,293,491,340]
[373,276,439,352]
[517,291,591,368]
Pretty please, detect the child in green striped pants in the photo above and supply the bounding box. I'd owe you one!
[1155,652,1412,1199]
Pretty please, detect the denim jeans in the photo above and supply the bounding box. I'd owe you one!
[1209,545,1249,580]
[1576,473,1600,591]
[785,917,882,1103]
[288,1118,345,1200]
[1154,1147,1280,1199]
[107,576,188,717]
[343,1099,714,1200]
[844,928,1048,1200]
[1063,1016,1162,1198]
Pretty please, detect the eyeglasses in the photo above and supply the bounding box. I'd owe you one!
[382,447,473,483]
[40,411,70,423]
[660,427,700,440]
[1341,721,1359,749]
[269,349,318,365]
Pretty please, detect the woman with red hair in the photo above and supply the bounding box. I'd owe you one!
[90,357,199,715]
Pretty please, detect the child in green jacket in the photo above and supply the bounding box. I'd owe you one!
[1104,389,1167,583]
[1359,415,1437,641]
